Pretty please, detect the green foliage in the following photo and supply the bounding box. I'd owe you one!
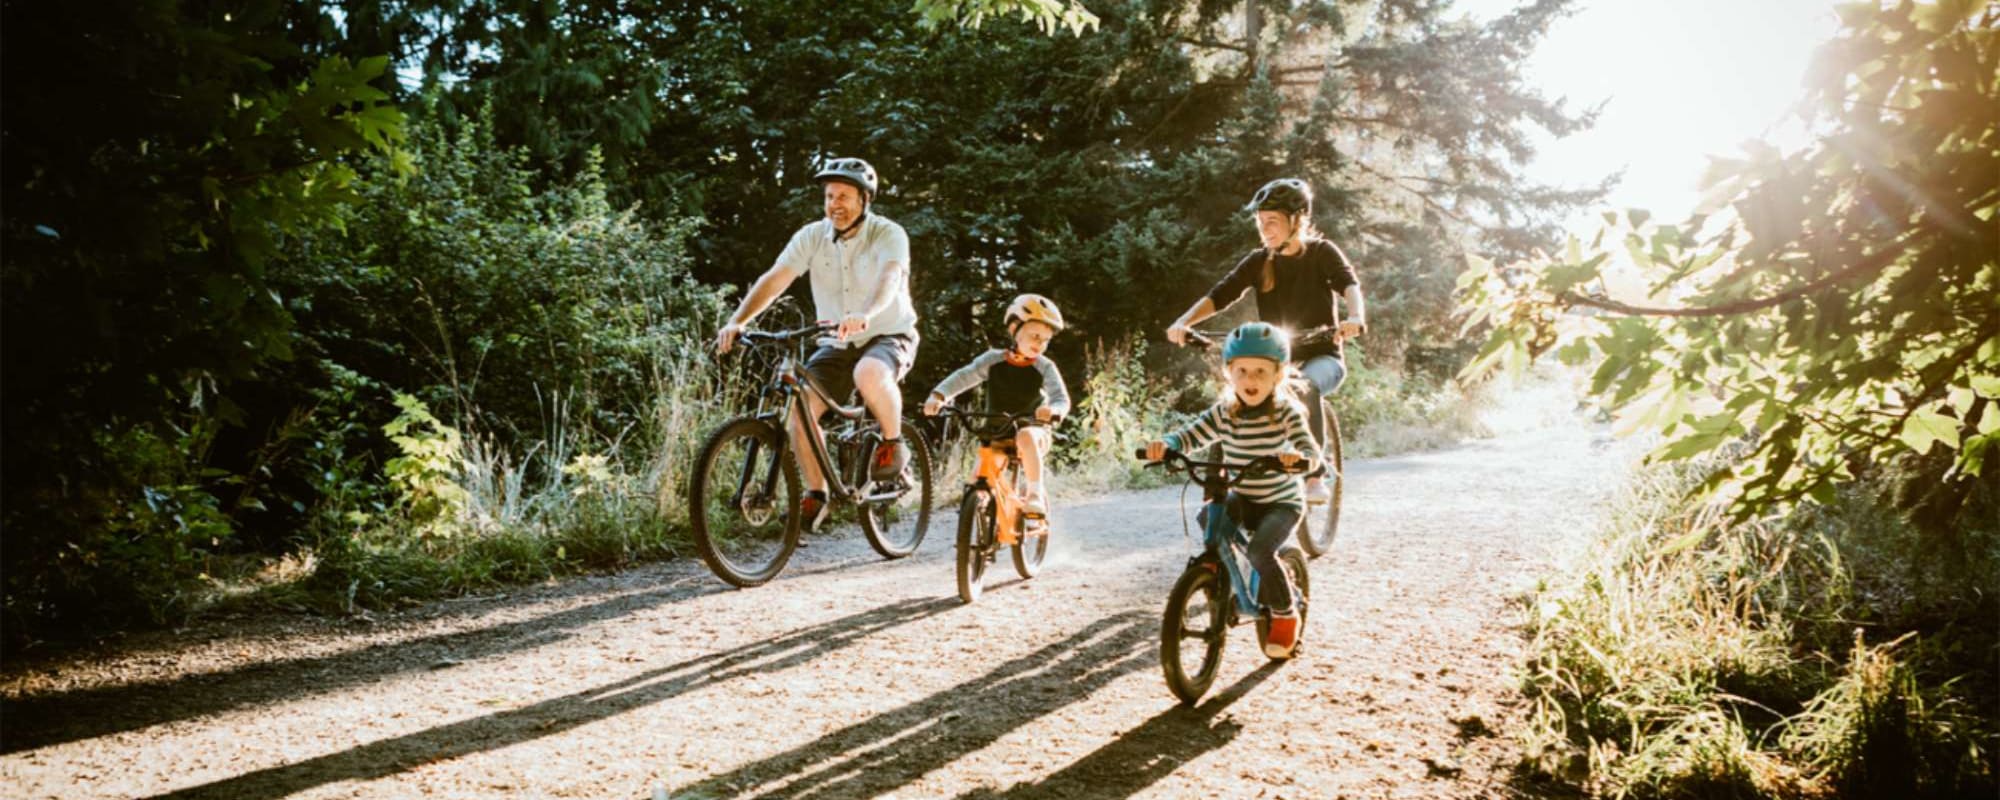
[382,394,472,537]
[911,0,1100,34]
[1518,457,1999,798]
[274,105,726,447]
[0,0,405,634]
[1330,349,1489,458]
[403,0,1590,397]
[1062,338,1184,491]
[1460,3,2000,529]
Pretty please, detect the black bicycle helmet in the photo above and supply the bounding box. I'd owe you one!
[814,157,879,199]
[1246,178,1311,216]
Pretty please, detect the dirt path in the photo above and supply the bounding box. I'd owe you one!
[2,420,1629,799]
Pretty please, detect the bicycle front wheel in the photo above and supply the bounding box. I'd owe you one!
[1297,407,1345,558]
[861,421,934,559]
[688,417,801,587]
[955,489,993,604]
[1161,561,1228,705]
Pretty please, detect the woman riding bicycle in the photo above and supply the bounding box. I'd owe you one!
[1165,178,1367,506]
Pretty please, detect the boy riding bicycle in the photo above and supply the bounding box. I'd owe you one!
[923,294,1070,517]
[1144,322,1320,658]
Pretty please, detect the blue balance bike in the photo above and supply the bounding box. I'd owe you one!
[1138,448,1312,705]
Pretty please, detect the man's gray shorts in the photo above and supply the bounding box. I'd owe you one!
[804,333,917,403]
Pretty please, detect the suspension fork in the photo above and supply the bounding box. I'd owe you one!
[730,389,796,510]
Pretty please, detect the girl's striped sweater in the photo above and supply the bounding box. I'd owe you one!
[1163,397,1321,505]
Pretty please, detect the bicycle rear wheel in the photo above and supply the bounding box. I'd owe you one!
[1161,561,1228,705]
[860,420,934,559]
[955,489,994,604]
[1009,459,1048,579]
[1297,407,1345,558]
[688,416,801,587]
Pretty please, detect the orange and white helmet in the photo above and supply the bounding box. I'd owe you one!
[1004,293,1065,333]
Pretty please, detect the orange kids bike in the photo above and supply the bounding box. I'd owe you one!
[935,406,1054,604]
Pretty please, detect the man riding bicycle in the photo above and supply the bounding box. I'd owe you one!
[1165,178,1367,506]
[714,156,919,532]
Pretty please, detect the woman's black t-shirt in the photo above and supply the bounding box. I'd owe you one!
[1202,239,1361,361]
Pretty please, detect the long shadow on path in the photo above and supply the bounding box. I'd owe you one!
[670,610,1157,800]
[957,661,1283,799]
[144,595,958,799]
[3,574,737,755]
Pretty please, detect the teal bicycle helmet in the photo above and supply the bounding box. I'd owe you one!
[1222,322,1290,364]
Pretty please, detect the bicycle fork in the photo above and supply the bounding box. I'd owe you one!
[730,422,789,517]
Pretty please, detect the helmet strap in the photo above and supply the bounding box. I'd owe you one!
[831,209,868,242]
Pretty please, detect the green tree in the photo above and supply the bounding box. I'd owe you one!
[1460,1,1998,532]
[481,0,1595,390]
[1,0,405,632]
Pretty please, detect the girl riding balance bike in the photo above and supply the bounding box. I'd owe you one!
[1142,322,1321,667]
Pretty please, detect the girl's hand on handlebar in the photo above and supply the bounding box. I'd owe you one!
[1166,323,1191,347]
[1277,451,1304,470]
[1034,405,1056,423]
[923,395,945,417]
[1143,440,1169,461]
[1339,320,1366,341]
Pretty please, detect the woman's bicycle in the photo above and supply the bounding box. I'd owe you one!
[1138,447,1313,705]
[932,405,1055,604]
[1179,325,1346,558]
[688,323,934,587]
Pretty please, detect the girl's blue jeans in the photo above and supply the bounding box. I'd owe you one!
[1234,497,1303,615]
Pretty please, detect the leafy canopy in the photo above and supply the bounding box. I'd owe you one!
[1460,1,1999,525]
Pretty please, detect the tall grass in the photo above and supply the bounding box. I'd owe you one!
[223,336,745,614]
[1335,349,1491,457]
[1517,457,1998,798]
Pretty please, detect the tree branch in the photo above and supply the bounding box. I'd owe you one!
[1177,36,1248,52]
[1348,157,1480,228]
[1274,59,1349,76]
[1556,246,1902,318]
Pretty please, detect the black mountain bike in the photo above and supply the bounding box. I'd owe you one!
[688,323,934,587]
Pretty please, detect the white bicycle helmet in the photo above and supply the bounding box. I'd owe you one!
[814,157,879,199]
[1004,293,1065,333]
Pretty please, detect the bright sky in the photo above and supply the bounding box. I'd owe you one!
[1457,0,1848,227]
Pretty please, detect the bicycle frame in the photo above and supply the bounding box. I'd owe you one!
[732,327,895,510]
[1149,451,1301,621]
[1191,473,1279,623]
[940,407,1051,545]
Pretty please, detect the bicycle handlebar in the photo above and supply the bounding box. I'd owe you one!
[932,404,1061,429]
[739,322,835,347]
[1133,447,1306,481]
